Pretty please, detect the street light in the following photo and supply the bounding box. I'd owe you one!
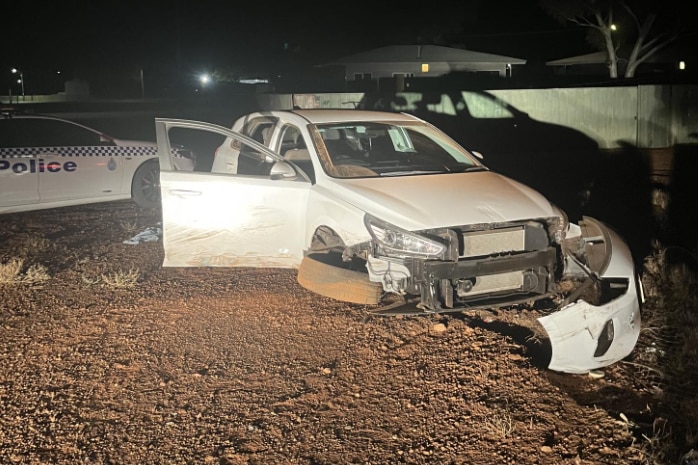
[11,68,24,96]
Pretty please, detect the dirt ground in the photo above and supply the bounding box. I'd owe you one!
[0,199,688,465]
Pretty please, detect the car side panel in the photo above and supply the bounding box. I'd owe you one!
[0,151,39,208]
[160,171,309,268]
[37,146,126,202]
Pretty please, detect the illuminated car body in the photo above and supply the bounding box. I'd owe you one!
[155,109,642,374]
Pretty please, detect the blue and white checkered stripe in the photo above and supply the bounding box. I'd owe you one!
[0,146,158,158]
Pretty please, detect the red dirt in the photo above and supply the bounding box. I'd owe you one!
[0,200,682,465]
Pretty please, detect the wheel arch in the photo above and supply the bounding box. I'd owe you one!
[131,159,161,209]
[305,206,371,256]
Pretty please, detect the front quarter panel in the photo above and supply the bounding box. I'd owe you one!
[306,183,373,247]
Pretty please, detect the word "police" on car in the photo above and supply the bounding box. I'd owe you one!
[0,158,77,174]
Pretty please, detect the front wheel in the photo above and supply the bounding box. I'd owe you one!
[297,253,383,305]
[131,161,160,209]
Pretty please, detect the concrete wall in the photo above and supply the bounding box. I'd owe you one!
[5,84,695,150]
[256,85,698,149]
[491,85,698,149]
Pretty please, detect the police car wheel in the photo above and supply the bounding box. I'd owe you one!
[131,161,161,209]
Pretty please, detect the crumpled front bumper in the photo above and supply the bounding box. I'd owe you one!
[366,216,643,374]
[538,217,643,373]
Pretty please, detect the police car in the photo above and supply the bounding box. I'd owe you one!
[0,112,196,214]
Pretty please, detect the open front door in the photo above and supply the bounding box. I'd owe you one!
[155,118,310,268]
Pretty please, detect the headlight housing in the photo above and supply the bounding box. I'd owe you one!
[364,214,447,259]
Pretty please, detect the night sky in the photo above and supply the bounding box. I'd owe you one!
[1,0,613,97]
[3,1,586,70]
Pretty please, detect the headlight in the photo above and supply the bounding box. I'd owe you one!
[364,214,446,259]
[549,204,569,244]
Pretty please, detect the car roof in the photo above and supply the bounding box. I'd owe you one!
[4,114,56,120]
[286,109,422,124]
[1,113,83,124]
[2,112,109,131]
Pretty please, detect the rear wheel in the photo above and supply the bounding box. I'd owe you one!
[132,161,160,209]
[297,253,383,305]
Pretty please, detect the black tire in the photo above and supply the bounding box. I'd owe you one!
[297,253,383,305]
[131,161,161,209]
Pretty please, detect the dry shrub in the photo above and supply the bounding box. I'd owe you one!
[0,259,23,282]
[101,268,140,288]
[633,243,698,462]
[0,258,50,283]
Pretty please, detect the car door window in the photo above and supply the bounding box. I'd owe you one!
[168,123,298,178]
[238,118,277,146]
[0,119,40,207]
[15,119,106,147]
[279,124,315,183]
[251,123,274,145]
[210,118,278,174]
[279,125,304,153]
[0,119,19,147]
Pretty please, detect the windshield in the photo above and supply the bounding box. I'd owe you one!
[313,121,484,179]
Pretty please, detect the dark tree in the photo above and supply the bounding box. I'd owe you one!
[539,0,697,78]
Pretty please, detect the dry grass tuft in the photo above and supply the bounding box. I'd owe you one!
[101,268,140,288]
[484,410,515,439]
[3,235,54,259]
[23,263,51,282]
[0,258,50,283]
[120,220,141,234]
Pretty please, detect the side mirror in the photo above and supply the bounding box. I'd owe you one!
[270,160,297,179]
[471,150,484,160]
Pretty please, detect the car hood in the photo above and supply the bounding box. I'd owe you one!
[326,171,557,230]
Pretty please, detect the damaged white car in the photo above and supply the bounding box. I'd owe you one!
[155,109,643,374]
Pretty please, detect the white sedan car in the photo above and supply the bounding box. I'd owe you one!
[0,113,196,213]
[155,109,643,374]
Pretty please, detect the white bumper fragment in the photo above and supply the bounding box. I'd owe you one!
[538,218,642,373]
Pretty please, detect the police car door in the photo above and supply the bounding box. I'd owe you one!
[155,119,310,268]
[29,118,123,203]
[0,118,39,209]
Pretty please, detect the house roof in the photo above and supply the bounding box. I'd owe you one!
[327,45,527,65]
[547,48,686,66]
[546,51,607,66]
